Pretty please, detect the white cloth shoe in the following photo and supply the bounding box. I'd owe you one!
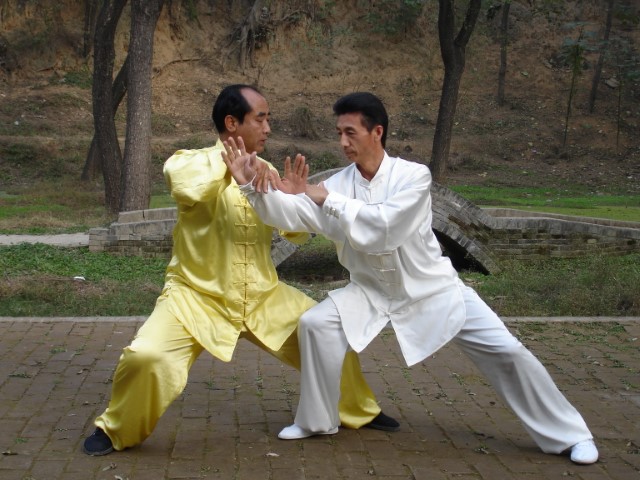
[570,439,599,464]
[278,424,338,440]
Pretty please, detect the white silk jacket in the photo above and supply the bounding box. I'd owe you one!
[241,153,467,366]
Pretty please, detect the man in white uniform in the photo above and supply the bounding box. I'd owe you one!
[221,92,599,465]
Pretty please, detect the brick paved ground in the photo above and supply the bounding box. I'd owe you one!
[0,317,639,480]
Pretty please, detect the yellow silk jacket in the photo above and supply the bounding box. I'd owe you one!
[161,140,315,361]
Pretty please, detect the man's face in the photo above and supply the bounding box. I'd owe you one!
[234,89,271,153]
[335,112,380,165]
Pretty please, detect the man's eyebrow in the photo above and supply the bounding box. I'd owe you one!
[256,110,269,118]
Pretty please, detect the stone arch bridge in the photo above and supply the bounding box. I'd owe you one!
[90,170,640,274]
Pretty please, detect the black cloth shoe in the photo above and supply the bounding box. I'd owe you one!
[365,411,400,432]
[83,427,114,456]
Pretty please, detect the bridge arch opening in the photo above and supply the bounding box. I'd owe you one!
[434,230,490,274]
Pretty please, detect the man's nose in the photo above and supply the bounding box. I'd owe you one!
[264,120,271,134]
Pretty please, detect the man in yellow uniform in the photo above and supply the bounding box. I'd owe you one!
[82,84,398,456]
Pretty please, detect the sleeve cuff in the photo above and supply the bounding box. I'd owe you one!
[323,191,346,218]
[238,174,257,193]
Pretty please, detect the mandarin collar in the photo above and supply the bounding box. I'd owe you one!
[354,152,390,187]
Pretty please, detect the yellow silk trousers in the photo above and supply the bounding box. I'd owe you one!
[95,299,380,450]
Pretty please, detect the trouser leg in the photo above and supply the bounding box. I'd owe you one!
[242,319,380,429]
[452,285,593,453]
[338,350,381,428]
[95,298,204,450]
[292,297,351,432]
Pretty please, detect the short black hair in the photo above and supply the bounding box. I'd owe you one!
[212,84,262,134]
[333,92,389,148]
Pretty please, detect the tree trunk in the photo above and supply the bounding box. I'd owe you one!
[497,1,511,107]
[81,56,130,181]
[588,0,614,113]
[81,139,98,181]
[120,0,164,212]
[82,0,99,59]
[92,0,127,213]
[225,0,265,72]
[430,0,481,183]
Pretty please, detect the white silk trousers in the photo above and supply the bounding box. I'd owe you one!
[294,285,593,454]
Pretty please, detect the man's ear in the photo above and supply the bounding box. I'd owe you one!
[224,114,238,133]
[373,124,384,143]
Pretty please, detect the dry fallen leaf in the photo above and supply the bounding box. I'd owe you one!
[101,463,117,471]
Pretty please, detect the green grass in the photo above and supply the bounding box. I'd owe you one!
[0,180,114,234]
[0,244,166,316]
[1,228,638,318]
[460,254,640,317]
[63,67,93,89]
[150,194,176,209]
[450,185,640,223]
[490,205,640,223]
[0,243,166,281]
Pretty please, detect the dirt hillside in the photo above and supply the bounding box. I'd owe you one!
[0,0,638,194]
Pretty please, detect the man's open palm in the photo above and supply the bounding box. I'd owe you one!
[221,137,257,186]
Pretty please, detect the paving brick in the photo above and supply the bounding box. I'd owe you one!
[0,318,638,479]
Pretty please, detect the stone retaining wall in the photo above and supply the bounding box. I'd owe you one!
[89,207,176,259]
[429,184,640,272]
[88,207,299,266]
[484,211,640,263]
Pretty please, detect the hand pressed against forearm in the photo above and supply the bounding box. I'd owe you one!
[305,183,329,206]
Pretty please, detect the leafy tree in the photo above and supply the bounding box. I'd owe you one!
[82,0,99,59]
[609,36,640,151]
[587,1,639,151]
[226,0,269,72]
[588,0,615,113]
[364,0,426,36]
[120,0,165,212]
[496,0,511,106]
[86,0,166,213]
[430,0,482,183]
[91,0,128,213]
[81,56,129,182]
[559,25,592,148]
